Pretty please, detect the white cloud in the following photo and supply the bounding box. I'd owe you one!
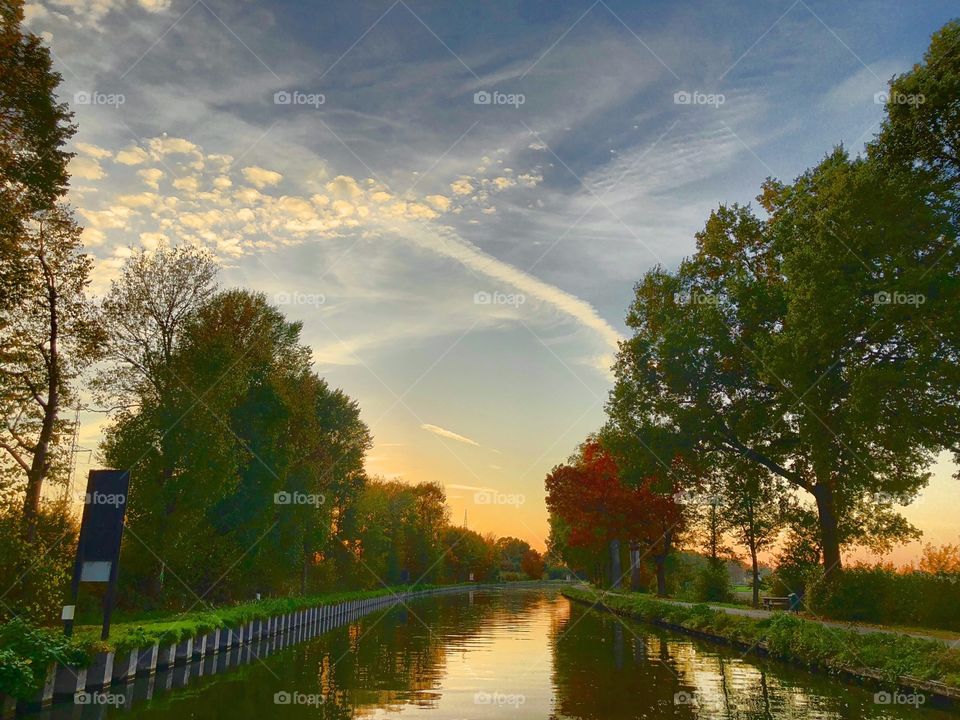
[421,424,481,447]
[116,146,149,165]
[425,194,451,211]
[137,168,164,189]
[450,177,474,196]
[70,156,105,180]
[242,166,283,188]
[383,219,623,355]
[148,135,201,157]
[172,176,200,193]
[75,142,112,159]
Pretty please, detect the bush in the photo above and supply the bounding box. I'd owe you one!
[0,504,77,625]
[562,586,960,690]
[0,618,88,700]
[806,566,960,631]
[689,561,732,603]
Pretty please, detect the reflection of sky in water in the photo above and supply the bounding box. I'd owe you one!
[39,589,954,719]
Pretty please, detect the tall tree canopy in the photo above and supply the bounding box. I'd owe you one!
[607,148,957,579]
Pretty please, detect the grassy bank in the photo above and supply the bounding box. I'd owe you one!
[563,586,960,697]
[72,585,423,653]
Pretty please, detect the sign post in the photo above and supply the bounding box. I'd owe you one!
[64,469,130,640]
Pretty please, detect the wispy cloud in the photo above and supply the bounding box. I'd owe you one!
[421,424,481,447]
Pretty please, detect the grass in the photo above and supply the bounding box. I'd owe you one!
[71,585,444,653]
[563,586,960,694]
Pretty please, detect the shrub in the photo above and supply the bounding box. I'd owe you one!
[0,504,77,625]
[689,561,732,603]
[806,566,960,631]
[0,618,88,700]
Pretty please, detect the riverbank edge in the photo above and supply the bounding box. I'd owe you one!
[1,580,560,715]
[562,586,960,707]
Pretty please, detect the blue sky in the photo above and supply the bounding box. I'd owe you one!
[28,0,959,557]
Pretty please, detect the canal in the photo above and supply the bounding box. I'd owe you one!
[38,587,956,718]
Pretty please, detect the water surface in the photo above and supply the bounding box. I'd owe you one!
[44,588,956,718]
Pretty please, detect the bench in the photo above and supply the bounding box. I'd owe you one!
[761,596,791,611]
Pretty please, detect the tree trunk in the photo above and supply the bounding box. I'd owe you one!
[608,538,622,589]
[21,249,59,544]
[629,542,642,591]
[749,538,760,609]
[654,557,667,596]
[813,483,842,579]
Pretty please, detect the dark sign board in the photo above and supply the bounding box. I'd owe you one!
[65,469,130,639]
[77,470,128,565]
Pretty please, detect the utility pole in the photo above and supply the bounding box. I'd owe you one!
[64,407,81,503]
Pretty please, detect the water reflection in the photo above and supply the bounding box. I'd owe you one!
[551,600,953,719]
[30,589,956,719]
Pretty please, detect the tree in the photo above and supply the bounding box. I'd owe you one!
[97,244,217,411]
[495,536,532,574]
[545,438,684,594]
[97,246,217,595]
[607,148,957,580]
[918,538,960,574]
[0,206,101,541]
[343,479,449,588]
[0,0,76,309]
[872,21,960,198]
[103,289,372,603]
[722,463,790,607]
[520,547,545,580]
[441,527,496,583]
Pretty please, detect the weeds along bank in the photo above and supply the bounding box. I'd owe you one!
[562,586,960,703]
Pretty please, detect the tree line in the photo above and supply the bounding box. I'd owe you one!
[547,20,960,606]
[0,2,547,622]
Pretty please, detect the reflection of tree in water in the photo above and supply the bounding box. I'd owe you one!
[549,605,694,720]
[308,589,546,718]
[549,602,948,720]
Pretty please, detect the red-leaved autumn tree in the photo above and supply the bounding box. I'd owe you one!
[545,439,684,595]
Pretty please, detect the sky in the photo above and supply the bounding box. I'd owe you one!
[26,0,959,564]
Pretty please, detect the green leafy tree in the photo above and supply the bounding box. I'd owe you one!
[441,526,496,583]
[872,20,960,197]
[0,0,76,309]
[495,536,532,573]
[722,463,790,607]
[608,149,956,579]
[1,207,102,541]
